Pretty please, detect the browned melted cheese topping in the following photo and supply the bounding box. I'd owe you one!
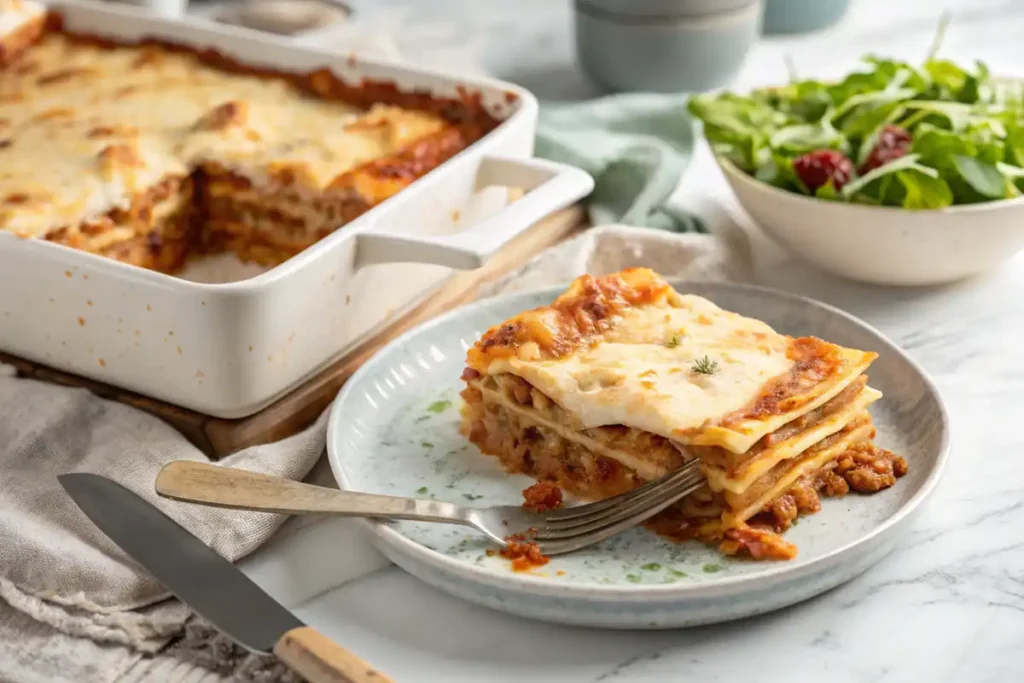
[467,268,674,371]
[463,269,877,454]
[0,10,500,241]
[722,336,847,426]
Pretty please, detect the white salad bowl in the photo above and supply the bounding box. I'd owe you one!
[719,158,1024,286]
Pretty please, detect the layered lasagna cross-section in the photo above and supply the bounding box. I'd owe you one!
[460,269,907,560]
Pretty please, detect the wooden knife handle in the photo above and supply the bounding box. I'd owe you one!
[274,626,392,683]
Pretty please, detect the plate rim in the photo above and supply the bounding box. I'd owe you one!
[327,279,951,599]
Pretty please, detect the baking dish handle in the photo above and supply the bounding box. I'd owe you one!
[355,156,594,270]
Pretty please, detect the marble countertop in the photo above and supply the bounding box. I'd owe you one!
[234,0,1024,680]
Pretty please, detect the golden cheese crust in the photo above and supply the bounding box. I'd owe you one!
[465,269,877,454]
[467,268,676,369]
[0,7,500,271]
[0,1,45,66]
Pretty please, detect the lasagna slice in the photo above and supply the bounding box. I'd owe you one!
[460,268,907,560]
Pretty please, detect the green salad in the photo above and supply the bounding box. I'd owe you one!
[687,31,1024,209]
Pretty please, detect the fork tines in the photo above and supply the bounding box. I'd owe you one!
[531,460,705,556]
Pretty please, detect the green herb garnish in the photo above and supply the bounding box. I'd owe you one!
[692,355,719,375]
[666,334,682,348]
[625,574,643,583]
[687,18,1024,208]
[416,486,429,495]
[702,563,725,574]
[426,400,452,414]
[641,562,663,572]
[421,441,434,449]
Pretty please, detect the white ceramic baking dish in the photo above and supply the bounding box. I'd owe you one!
[0,0,593,418]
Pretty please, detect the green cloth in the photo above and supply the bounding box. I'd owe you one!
[534,93,705,233]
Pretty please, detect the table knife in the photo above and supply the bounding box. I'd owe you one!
[58,473,391,683]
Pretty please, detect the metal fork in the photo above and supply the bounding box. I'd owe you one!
[155,459,705,556]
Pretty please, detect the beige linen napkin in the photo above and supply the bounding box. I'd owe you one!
[0,356,333,681]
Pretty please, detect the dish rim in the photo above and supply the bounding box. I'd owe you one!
[327,278,951,598]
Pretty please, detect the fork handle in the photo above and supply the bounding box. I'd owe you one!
[155,461,469,525]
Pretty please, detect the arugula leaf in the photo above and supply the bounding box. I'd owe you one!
[1005,126,1024,167]
[952,155,1007,199]
[755,152,813,196]
[769,120,848,156]
[896,169,954,209]
[688,94,781,171]
[758,80,832,122]
[841,154,936,198]
[815,179,841,201]
[828,59,924,108]
[991,77,1024,109]
[996,161,1024,179]
[912,125,975,172]
[958,60,991,103]
[843,100,906,143]
[900,101,977,131]
[830,88,918,125]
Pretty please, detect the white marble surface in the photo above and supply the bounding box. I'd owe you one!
[234,0,1024,680]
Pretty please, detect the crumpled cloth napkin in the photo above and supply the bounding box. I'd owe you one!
[536,95,703,233]
[0,366,328,681]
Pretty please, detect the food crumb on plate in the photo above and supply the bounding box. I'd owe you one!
[522,481,562,512]
[500,535,549,572]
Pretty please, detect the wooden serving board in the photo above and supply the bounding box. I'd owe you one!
[0,205,587,458]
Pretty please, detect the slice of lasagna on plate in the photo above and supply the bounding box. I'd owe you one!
[459,268,907,560]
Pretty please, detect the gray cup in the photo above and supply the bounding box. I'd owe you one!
[574,0,763,93]
[762,0,851,34]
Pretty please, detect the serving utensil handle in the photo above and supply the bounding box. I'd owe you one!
[274,626,392,683]
[155,460,471,525]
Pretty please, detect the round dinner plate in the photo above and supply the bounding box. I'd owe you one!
[326,281,950,629]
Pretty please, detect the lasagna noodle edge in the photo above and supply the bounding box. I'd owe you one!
[687,348,877,453]
[464,379,880,530]
[473,382,675,482]
[702,385,883,495]
[722,416,876,526]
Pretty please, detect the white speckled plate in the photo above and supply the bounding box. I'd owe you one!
[326,281,949,629]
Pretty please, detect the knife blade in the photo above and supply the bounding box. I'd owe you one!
[59,472,391,683]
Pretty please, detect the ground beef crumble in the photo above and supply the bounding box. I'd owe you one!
[720,526,798,560]
[835,443,908,493]
[522,481,563,512]
[726,444,909,558]
[499,535,549,571]
[751,444,909,534]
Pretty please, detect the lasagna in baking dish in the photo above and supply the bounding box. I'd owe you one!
[460,269,908,560]
[0,2,498,273]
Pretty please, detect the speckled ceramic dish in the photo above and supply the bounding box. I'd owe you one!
[326,281,949,629]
